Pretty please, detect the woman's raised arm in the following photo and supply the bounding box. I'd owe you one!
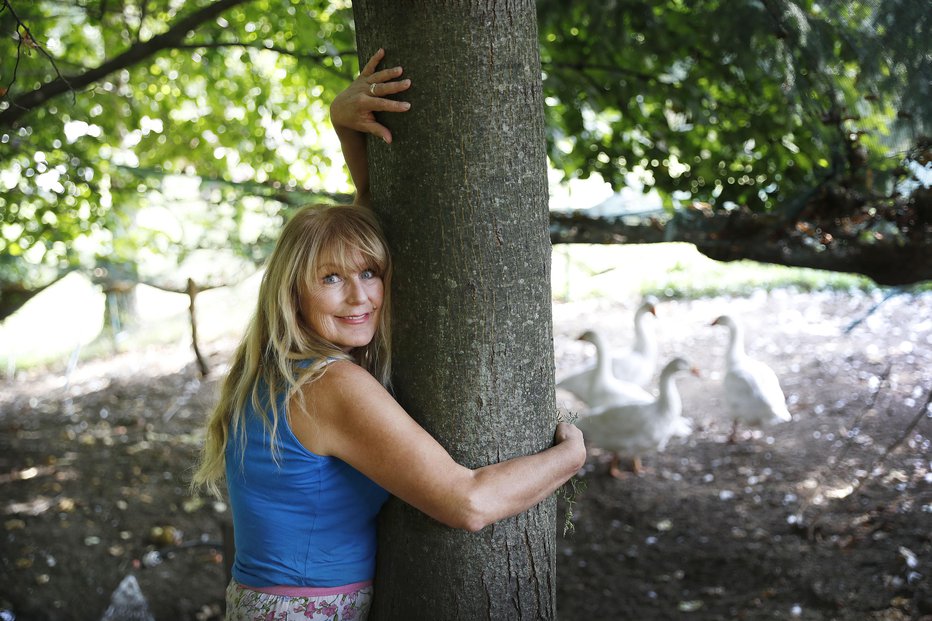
[329,48,412,206]
[290,361,587,532]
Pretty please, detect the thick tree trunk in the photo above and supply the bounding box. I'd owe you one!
[353,2,558,618]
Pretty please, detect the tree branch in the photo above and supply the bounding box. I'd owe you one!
[112,164,354,205]
[176,41,355,79]
[543,60,656,85]
[549,209,932,286]
[0,0,251,127]
[1,0,74,100]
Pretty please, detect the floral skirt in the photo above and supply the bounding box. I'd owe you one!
[226,579,373,621]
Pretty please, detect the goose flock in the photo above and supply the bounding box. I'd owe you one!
[558,301,792,478]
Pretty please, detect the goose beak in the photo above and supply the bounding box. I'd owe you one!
[690,366,701,378]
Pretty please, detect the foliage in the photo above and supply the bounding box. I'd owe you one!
[537,0,930,214]
[0,0,358,287]
[1,0,929,293]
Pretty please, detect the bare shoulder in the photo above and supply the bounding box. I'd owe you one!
[311,359,386,396]
[291,359,393,455]
[303,359,396,422]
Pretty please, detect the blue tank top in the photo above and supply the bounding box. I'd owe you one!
[226,376,389,588]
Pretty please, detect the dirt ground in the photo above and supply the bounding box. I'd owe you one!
[1,289,930,620]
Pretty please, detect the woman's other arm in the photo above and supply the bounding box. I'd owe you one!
[329,48,411,206]
[291,361,587,532]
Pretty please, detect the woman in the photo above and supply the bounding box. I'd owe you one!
[191,49,586,621]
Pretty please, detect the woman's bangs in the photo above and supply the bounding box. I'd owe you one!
[322,227,387,275]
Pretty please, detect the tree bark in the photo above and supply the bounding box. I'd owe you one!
[352,2,558,618]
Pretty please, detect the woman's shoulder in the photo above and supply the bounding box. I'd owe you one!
[296,358,380,396]
[293,358,391,454]
[318,358,379,384]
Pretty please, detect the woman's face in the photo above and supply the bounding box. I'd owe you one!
[300,249,384,352]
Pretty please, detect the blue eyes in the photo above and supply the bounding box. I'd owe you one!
[321,269,377,285]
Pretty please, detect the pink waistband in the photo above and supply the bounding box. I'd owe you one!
[238,580,373,597]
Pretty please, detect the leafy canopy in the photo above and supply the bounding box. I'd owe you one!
[1,0,356,286]
[538,0,930,212]
[0,0,929,291]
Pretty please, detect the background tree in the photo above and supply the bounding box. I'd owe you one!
[351,1,559,618]
[539,0,931,285]
[0,0,358,318]
[1,0,929,319]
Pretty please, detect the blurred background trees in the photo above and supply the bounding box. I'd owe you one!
[540,0,931,285]
[1,0,929,321]
[1,0,358,320]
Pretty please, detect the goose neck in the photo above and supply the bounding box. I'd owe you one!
[656,372,682,416]
[591,334,614,379]
[725,322,747,365]
[633,310,655,355]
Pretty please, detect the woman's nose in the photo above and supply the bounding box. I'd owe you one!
[346,277,368,303]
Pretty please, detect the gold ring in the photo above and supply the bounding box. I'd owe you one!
[369,83,377,96]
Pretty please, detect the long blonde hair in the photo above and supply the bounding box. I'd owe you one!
[191,204,393,497]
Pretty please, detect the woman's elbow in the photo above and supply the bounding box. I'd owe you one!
[436,492,493,533]
[451,513,491,534]
[458,509,490,534]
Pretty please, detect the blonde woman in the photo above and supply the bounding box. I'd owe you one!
[191,49,586,621]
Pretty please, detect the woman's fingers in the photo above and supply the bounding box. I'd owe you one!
[369,78,411,98]
[366,81,412,117]
[361,121,393,144]
[360,48,385,77]
[330,47,412,143]
[554,422,584,444]
[359,50,410,101]
[367,65,404,85]
[368,97,411,115]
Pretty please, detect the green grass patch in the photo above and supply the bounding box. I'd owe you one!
[552,242,876,301]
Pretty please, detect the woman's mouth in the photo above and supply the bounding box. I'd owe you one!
[339,313,370,324]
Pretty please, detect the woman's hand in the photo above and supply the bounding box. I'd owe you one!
[554,422,587,470]
[554,421,583,444]
[330,48,412,144]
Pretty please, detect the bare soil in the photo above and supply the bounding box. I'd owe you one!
[1,289,930,621]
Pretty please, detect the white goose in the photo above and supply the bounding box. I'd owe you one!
[557,329,653,409]
[712,314,791,441]
[577,357,698,478]
[556,299,659,401]
[612,298,659,387]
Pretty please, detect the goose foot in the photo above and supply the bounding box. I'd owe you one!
[728,421,740,444]
[609,454,627,479]
[609,454,643,478]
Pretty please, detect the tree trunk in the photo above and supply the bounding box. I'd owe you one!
[93,260,139,350]
[352,2,558,618]
[186,278,210,377]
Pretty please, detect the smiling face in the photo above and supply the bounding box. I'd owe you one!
[300,248,384,353]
